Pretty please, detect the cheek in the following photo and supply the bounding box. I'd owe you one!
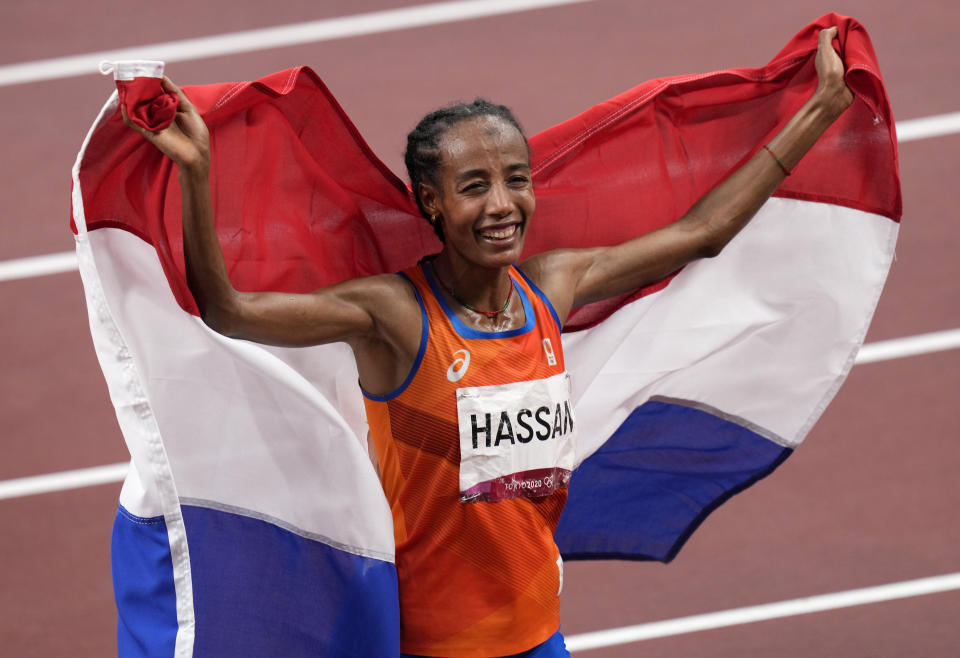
[439,211,473,240]
[522,191,536,217]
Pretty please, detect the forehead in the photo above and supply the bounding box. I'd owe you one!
[437,116,529,175]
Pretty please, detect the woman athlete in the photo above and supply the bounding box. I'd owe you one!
[123,27,852,658]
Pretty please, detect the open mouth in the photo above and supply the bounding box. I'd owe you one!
[478,223,520,241]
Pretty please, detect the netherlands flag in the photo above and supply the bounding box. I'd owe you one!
[72,14,899,657]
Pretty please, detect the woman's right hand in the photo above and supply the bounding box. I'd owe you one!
[122,76,210,173]
[812,27,854,120]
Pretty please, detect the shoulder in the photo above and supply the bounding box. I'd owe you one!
[519,249,587,286]
[331,271,419,308]
[316,271,422,344]
[518,249,594,325]
[345,272,425,369]
[364,269,423,321]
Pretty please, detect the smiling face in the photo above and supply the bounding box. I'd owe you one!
[419,115,535,270]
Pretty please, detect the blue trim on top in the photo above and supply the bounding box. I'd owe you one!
[514,266,562,332]
[422,262,535,340]
[361,272,429,402]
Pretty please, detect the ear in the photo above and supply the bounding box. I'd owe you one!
[418,182,441,218]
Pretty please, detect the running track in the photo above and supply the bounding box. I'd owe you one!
[2,1,958,655]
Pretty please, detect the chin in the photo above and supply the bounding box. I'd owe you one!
[478,237,525,267]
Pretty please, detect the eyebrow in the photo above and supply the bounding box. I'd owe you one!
[455,162,531,183]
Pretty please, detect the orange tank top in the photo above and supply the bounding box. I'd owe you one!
[363,260,573,657]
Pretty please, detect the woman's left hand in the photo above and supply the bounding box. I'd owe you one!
[814,27,854,118]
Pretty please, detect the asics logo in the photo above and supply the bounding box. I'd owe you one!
[447,349,471,382]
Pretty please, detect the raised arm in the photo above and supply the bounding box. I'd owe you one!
[121,78,421,382]
[523,27,854,324]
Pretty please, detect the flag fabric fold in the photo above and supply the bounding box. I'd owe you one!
[72,13,899,656]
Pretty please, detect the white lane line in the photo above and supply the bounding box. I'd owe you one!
[856,328,960,364]
[566,572,960,651]
[0,462,127,500]
[897,111,960,143]
[0,0,592,87]
[0,250,77,282]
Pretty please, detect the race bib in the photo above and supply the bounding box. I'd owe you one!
[456,372,576,503]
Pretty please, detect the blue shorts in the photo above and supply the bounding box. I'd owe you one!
[401,629,570,658]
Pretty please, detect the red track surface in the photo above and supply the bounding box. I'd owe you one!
[2,1,958,655]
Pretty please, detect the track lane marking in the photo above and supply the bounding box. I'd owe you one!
[2,323,958,501]
[0,0,593,87]
[0,462,127,500]
[0,250,77,281]
[565,572,960,651]
[897,111,960,142]
[855,328,960,364]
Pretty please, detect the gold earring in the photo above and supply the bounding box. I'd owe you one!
[430,214,438,223]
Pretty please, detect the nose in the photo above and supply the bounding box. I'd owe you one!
[486,181,513,218]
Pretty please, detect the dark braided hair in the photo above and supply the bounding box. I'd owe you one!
[404,99,529,242]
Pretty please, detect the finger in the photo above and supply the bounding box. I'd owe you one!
[819,26,838,46]
[119,103,147,137]
[162,75,195,112]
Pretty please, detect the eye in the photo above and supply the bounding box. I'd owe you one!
[508,175,530,187]
[460,181,487,193]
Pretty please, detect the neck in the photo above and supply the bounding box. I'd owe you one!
[431,251,515,319]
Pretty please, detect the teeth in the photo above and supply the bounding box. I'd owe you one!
[482,225,517,240]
